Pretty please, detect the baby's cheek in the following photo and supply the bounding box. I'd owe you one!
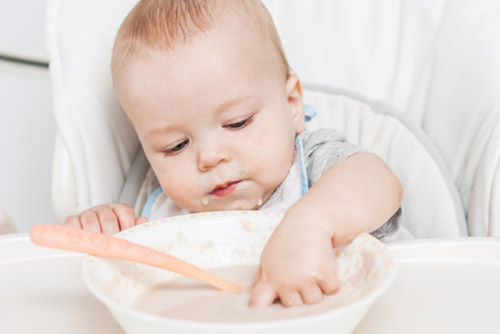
[160,176,198,204]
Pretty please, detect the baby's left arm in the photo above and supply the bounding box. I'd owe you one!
[249,152,402,307]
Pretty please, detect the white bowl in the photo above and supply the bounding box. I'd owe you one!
[82,211,395,334]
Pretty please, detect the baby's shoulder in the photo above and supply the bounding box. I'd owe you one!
[299,128,351,152]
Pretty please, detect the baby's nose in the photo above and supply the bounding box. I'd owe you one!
[197,143,229,171]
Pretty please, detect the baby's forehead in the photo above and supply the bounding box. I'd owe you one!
[112,0,288,83]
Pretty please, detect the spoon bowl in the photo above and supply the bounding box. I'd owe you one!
[29,223,243,293]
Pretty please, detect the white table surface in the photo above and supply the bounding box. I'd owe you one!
[0,233,122,333]
[354,237,500,333]
[1,234,499,333]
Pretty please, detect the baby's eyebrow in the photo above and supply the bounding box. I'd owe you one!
[145,96,257,140]
[214,96,254,114]
[147,123,175,138]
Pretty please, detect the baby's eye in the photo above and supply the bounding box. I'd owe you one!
[224,115,254,130]
[165,139,189,155]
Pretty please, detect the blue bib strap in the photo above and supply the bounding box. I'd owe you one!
[141,186,163,220]
[304,104,317,123]
[295,135,309,196]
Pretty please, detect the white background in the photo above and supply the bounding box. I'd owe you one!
[0,0,56,232]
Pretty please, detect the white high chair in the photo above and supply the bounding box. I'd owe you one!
[47,0,500,238]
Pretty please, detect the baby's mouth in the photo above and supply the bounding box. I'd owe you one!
[210,181,240,197]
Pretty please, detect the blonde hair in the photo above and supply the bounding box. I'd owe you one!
[112,0,290,81]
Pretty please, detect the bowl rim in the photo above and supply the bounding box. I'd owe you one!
[82,211,396,329]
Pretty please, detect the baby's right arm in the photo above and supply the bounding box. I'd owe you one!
[64,203,148,235]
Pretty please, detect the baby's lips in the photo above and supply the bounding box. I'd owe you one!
[210,181,240,197]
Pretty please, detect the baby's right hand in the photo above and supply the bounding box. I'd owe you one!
[63,203,148,235]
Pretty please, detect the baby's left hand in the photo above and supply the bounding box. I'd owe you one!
[249,214,339,307]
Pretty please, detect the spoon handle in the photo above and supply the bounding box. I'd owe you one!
[29,224,243,293]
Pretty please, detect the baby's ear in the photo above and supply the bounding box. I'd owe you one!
[285,74,305,134]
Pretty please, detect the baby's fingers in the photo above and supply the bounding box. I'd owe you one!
[135,216,149,225]
[277,290,303,308]
[110,204,137,231]
[248,271,277,308]
[317,269,340,296]
[94,206,120,235]
[63,215,82,230]
[80,210,104,233]
[300,285,324,305]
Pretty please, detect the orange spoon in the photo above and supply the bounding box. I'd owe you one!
[29,224,243,294]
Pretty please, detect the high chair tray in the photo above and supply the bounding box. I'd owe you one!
[0,234,122,333]
[1,234,499,333]
[355,237,500,333]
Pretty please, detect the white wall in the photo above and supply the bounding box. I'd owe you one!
[0,61,55,232]
[0,0,54,233]
[0,0,48,62]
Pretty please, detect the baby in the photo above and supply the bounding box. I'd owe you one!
[64,0,403,308]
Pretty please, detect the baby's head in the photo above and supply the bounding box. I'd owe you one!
[112,0,305,212]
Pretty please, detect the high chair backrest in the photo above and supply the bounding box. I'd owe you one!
[263,0,500,236]
[48,0,500,236]
[48,0,140,220]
